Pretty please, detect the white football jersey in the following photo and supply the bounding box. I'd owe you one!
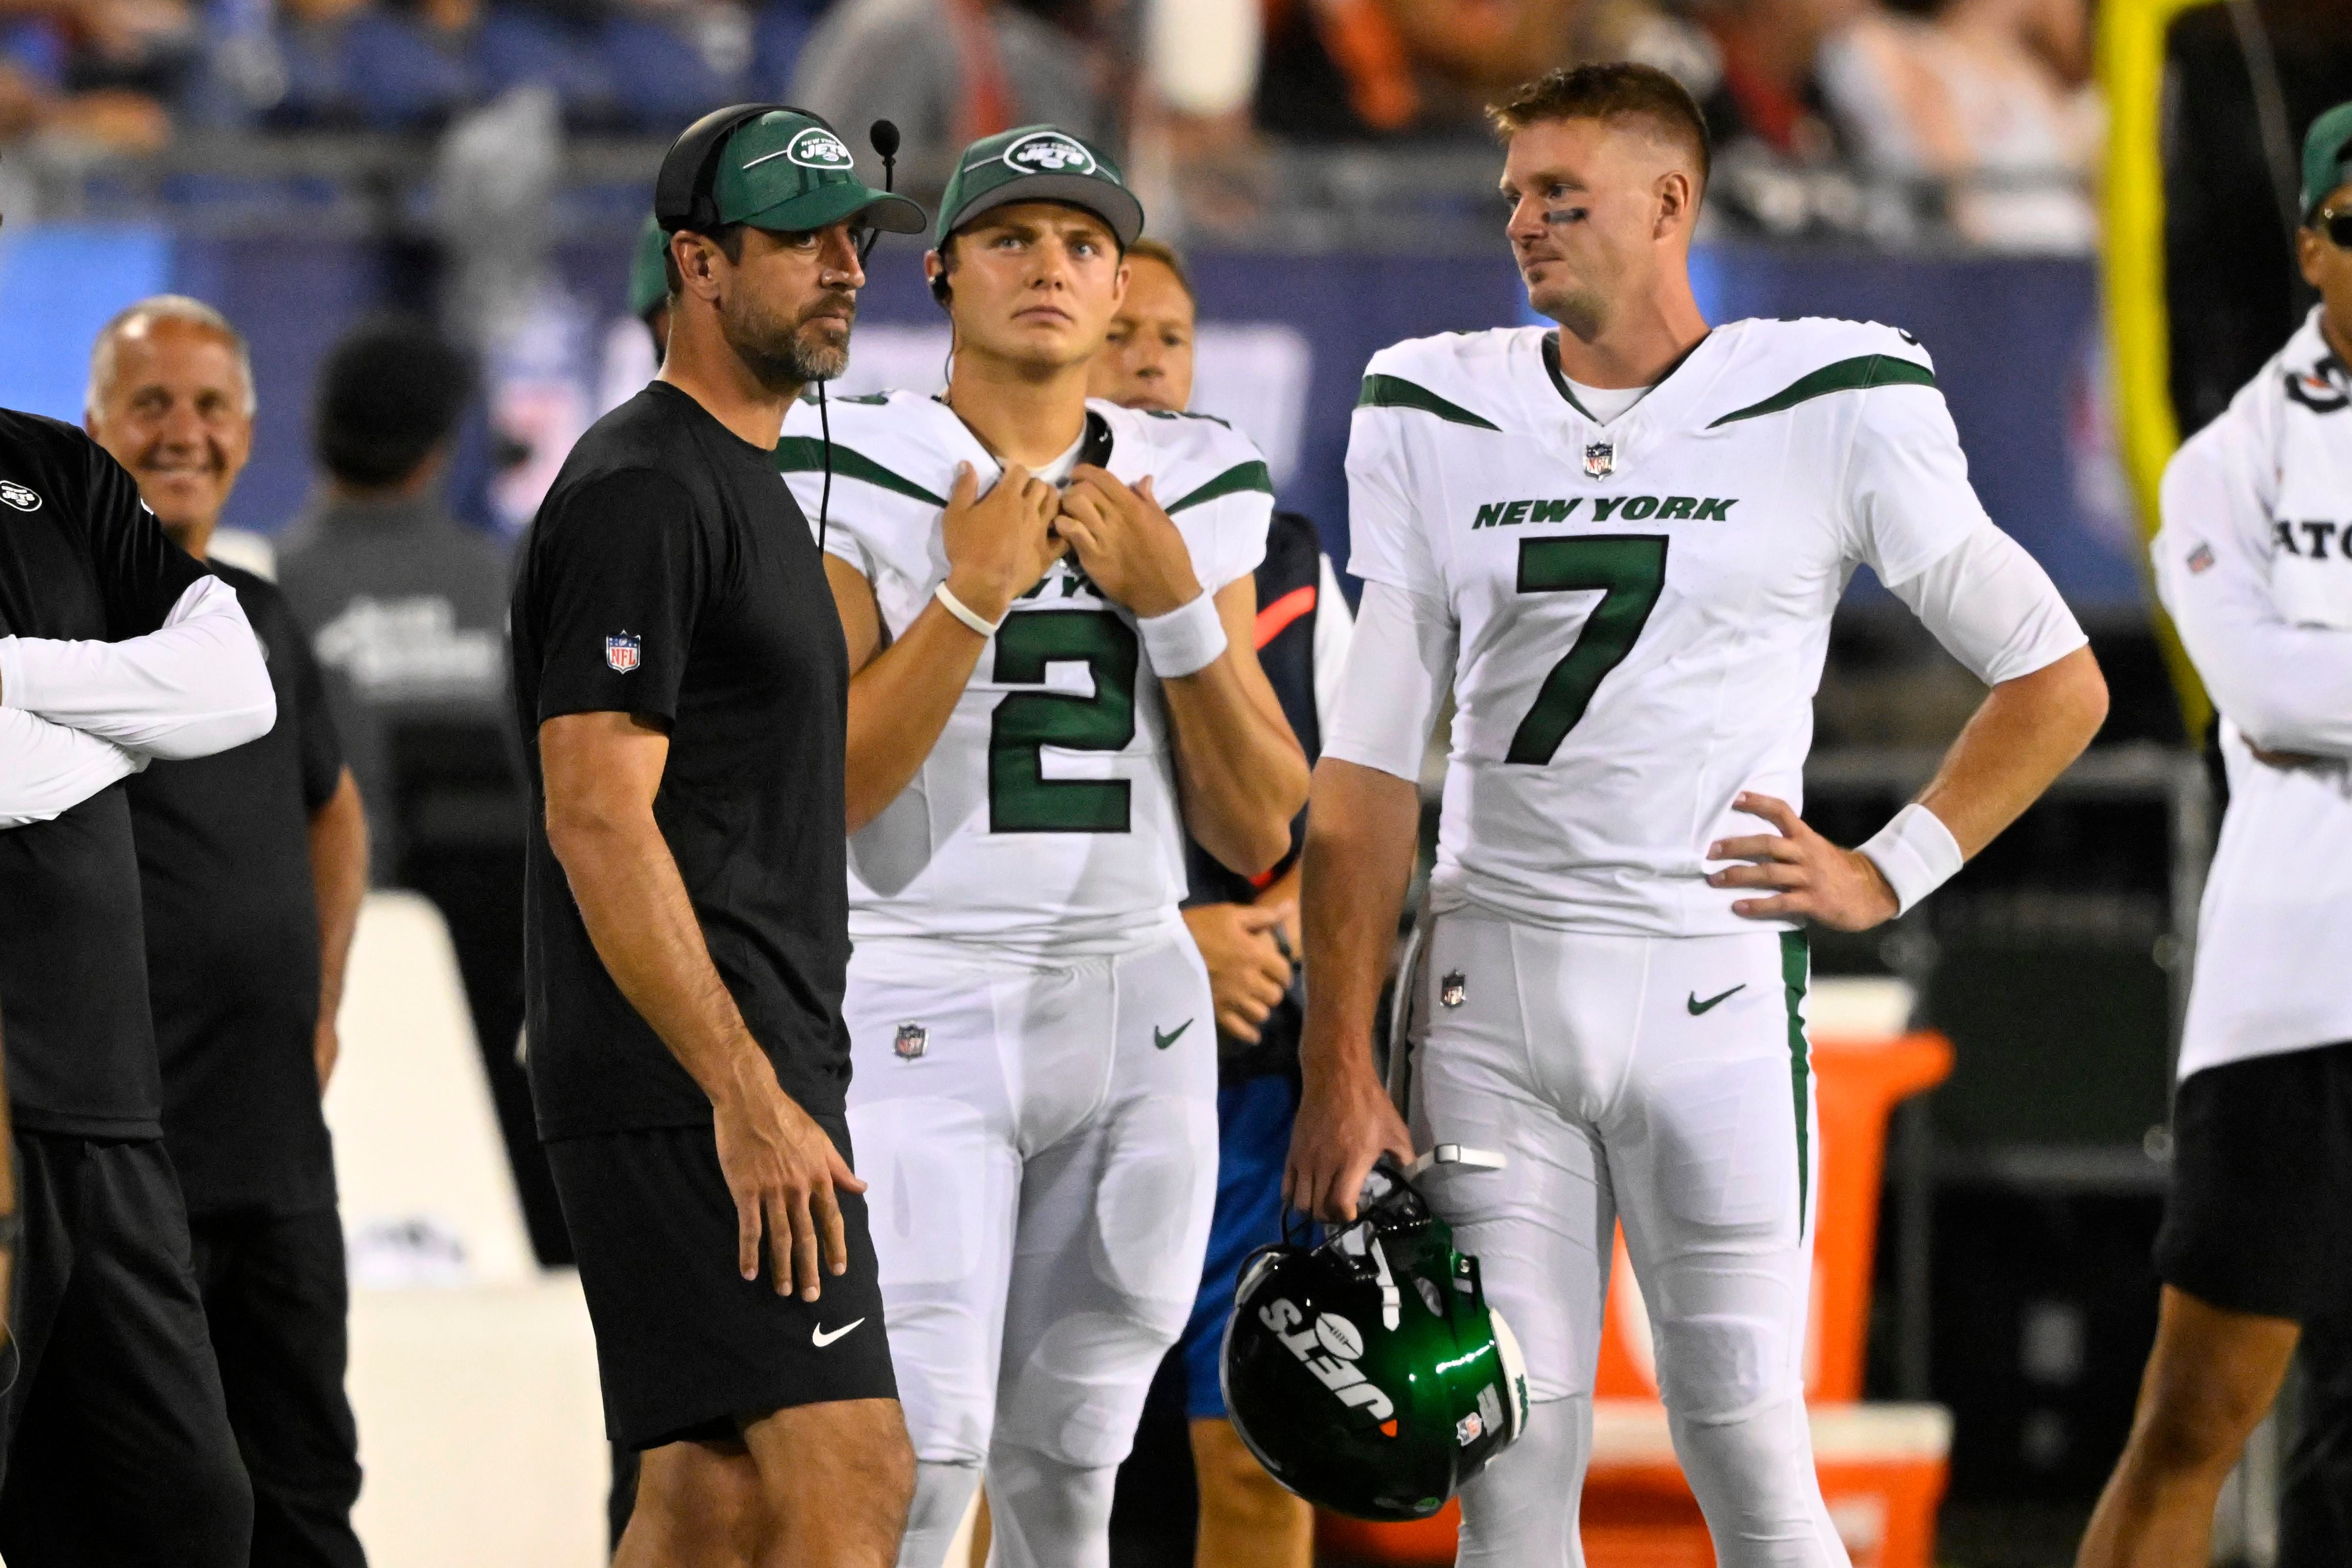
[780,391,1273,954]
[1349,317,1992,937]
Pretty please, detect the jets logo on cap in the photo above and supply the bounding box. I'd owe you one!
[782,127,854,170]
[1002,131,1095,175]
[0,480,39,512]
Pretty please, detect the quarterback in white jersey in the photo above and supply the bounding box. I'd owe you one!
[783,126,1307,1568]
[1287,65,2109,1567]
[2081,107,2352,1568]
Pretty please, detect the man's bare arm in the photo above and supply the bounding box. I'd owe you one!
[833,463,1062,833]
[1285,757,1420,1221]
[539,709,862,1299]
[306,767,368,1089]
[1159,578,1312,875]
[1712,645,2110,928]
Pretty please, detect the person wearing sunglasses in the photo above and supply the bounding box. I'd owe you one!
[2080,99,2352,1568]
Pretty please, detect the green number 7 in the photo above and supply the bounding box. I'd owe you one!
[1505,535,1669,765]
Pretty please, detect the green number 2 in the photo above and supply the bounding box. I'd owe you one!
[988,611,1140,832]
[1505,535,1670,765]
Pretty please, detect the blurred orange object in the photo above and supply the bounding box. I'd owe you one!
[1319,1031,1955,1568]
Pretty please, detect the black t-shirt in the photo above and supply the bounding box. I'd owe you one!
[0,411,207,1139]
[129,562,344,1215]
[509,381,851,1140]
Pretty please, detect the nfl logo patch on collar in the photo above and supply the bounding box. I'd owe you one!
[1582,442,1615,478]
[605,634,641,673]
[894,1023,928,1060]
[1440,971,1467,1008]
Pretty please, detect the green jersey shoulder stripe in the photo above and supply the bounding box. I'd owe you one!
[1707,354,1936,428]
[1356,374,1500,431]
[774,437,945,508]
[1166,459,1274,515]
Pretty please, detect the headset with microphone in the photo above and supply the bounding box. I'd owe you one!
[652,104,906,556]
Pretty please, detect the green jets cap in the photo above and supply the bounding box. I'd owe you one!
[691,109,925,238]
[627,214,669,320]
[2302,101,2352,220]
[933,125,1144,251]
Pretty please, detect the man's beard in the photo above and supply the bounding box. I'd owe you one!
[721,290,855,392]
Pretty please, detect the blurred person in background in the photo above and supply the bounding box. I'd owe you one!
[2079,103,2352,1568]
[86,295,371,1568]
[1256,0,1583,141]
[273,319,568,1263]
[1090,238,1347,1568]
[0,0,181,149]
[792,0,1116,191]
[1819,0,2098,251]
[0,352,278,1565]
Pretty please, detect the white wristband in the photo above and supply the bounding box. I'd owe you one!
[1138,592,1227,678]
[1857,802,1964,916]
[934,581,1005,638]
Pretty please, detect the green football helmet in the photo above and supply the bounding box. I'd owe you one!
[1220,1152,1530,1521]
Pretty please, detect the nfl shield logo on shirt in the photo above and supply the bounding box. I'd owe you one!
[605,634,641,673]
[1582,442,1616,478]
[893,1023,928,1062]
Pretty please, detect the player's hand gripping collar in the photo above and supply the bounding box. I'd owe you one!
[1053,469,1203,619]
[940,460,1064,626]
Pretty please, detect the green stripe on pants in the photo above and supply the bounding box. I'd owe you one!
[1780,930,1811,1231]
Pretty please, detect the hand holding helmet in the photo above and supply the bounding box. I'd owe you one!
[1220,1151,1528,1521]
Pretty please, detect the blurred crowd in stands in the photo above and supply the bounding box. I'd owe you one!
[4,0,2097,247]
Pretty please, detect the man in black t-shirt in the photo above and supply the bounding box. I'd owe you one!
[0,407,277,1562]
[509,105,923,1565]
[88,295,372,1568]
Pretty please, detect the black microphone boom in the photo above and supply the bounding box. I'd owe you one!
[858,119,902,265]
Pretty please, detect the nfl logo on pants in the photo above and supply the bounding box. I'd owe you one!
[606,634,640,673]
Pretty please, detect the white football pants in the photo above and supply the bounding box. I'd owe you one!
[1401,913,1848,1568]
[842,930,1218,1568]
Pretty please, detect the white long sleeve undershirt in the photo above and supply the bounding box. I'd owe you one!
[0,708,148,827]
[0,573,276,762]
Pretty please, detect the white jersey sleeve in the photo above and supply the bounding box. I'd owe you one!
[1344,388,1448,598]
[2156,408,2352,756]
[1886,520,2086,686]
[1324,582,1453,783]
[1840,361,1991,587]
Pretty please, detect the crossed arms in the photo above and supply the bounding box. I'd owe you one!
[0,573,276,826]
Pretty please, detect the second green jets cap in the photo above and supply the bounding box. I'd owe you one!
[2304,101,2352,218]
[698,109,926,237]
[627,214,669,319]
[934,125,1144,251]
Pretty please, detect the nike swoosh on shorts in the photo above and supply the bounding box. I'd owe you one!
[813,1318,866,1348]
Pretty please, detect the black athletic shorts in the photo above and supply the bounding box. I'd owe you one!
[546,1116,895,1451]
[2154,1041,2352,1322]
